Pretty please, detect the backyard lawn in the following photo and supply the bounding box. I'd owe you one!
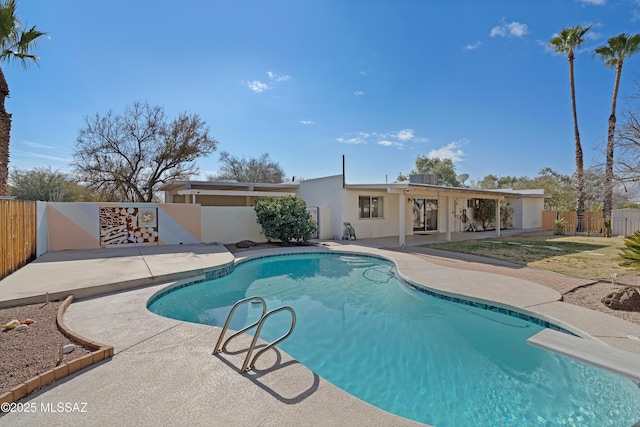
[425,232,638,280]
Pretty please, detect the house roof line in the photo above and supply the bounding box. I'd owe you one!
[345,183,545,198]
[177,189,296,197]
[159,180,299,192]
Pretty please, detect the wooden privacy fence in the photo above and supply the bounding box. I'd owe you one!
[542,211,604,234]
[0,199,37,280]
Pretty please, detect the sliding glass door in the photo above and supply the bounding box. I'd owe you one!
[412,199,438,232]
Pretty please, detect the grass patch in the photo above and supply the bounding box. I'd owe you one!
[424,233,637,280]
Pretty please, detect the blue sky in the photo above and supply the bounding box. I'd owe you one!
[6,0,640,184]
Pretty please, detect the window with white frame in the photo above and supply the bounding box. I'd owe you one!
[359,196,384,219]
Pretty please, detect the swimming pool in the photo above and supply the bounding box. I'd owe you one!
[148,253,640,426]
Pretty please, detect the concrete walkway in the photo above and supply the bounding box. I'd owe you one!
[1,241,640,426]
[0,243,234,308]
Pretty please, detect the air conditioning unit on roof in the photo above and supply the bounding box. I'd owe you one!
[409,174,436,185]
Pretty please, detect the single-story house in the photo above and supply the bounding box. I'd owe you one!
[160,174,546,246]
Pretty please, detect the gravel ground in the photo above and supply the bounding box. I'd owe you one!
[0,300,92,396]
[563,281,640,325]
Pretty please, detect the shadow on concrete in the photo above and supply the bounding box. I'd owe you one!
[214,347,320,405]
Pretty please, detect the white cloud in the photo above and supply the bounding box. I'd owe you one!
[427,140,467,162]
[490,20,528,38]
[508,22,528,37]
[246,71,292,93]
[585,30,602,40]
[490,26,505,37]
[396,129,415,141]
[354,91,364,96]
[246,80,269,93]
[579,0,605,5]
[378,140,403,148]
[337,129,427,149]
[464,41,482,51]
[267,71,292,82]
[11,149,71,163]
[20,140,57,150]
[299,120,314,125]
[336,136,367,144]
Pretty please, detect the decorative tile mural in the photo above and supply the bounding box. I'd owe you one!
[99,207,159,247]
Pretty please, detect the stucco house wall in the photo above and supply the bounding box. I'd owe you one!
[201,207,264,243]
[341,189,401,239]
[297,175,344,239]
[520,198,543,229]
[506,189,544,229]
[43,202,201,252]
[155,176,547,244]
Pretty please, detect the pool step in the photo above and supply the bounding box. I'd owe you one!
[527,329,640,382]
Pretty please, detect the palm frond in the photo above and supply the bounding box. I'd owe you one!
[620,230,640,268]
[18,26,46,50]
[0,1,46,67]
[549,25,591,54]
[594,32,640,67]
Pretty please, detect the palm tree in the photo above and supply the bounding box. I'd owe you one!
[0,0,46,196]
[594,33,640,233]
[549,25,591,233]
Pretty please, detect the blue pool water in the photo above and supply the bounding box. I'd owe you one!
[148,253,640,426]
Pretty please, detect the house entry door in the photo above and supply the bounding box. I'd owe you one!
[413,199,438,232]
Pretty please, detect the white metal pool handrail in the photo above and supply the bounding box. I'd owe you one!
[241,306,296,372]
[212,296,267,354]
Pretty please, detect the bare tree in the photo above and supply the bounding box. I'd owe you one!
[208,151,285,183]
[616,108,640,185]
[73,102,217,202]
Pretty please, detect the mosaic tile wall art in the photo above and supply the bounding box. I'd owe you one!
[99,207,159,247]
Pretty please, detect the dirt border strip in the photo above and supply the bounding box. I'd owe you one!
[0,296,114,407]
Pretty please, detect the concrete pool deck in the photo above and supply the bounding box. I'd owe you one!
[1,240,640,426]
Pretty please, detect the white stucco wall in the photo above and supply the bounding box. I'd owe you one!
[44,202,201,250]
[520,198,543,229]
[317,207,332,239]
[36,201,48,257]
[201,207,264,243]
[297,175,344,239]
[447,197,473,233]
[341,190,401,239]
[510,198,523,229]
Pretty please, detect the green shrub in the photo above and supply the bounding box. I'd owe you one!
[619,229,640,268]
[474,199,495,230]
[554,218,565,235]
[254,196,318,245]
[500,202,514,229]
